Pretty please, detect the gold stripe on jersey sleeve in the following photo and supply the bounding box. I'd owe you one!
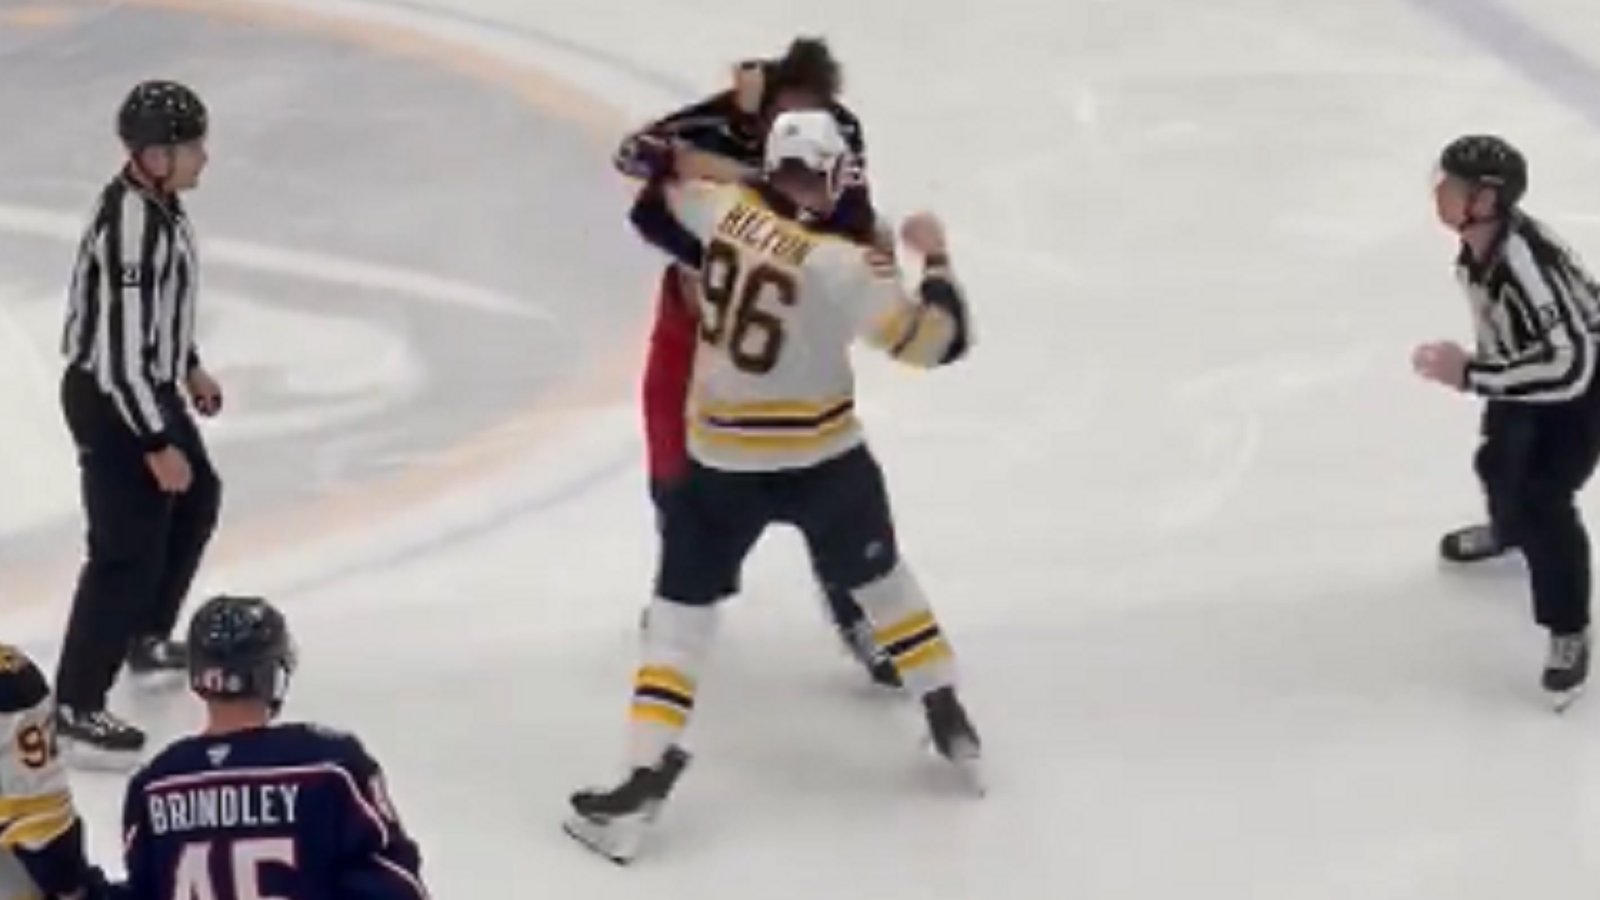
[0,793,75,850]
[0,792,71,824]
[894,307,956,368]
[869,304,917,350]
[869,304,958,369]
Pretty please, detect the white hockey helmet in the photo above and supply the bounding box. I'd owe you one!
[764,109,850,203]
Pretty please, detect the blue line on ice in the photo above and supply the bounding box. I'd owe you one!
[1406,0,1600,128]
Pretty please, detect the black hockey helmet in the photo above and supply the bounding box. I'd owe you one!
[1439,134,1527,210]
[118,80,208,150]
[187,594,296,713]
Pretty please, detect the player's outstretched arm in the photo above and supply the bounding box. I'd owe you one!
[614,63,761,184]
[630,177,704,268]
[630,174,730,266]
[613,93,734,180]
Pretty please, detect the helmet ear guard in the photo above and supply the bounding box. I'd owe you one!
[186,594,296,715]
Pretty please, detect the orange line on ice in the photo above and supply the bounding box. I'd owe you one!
[2,0,649,612]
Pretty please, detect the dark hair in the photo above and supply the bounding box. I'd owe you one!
[766,37,842,101]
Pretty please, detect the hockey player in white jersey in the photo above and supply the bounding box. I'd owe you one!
[564,110,980,864]
[0,645,113,899]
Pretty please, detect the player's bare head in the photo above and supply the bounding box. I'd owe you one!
[118,80,209,192]
[764,110,849,215]
[1434,134,1527,231]
[187,594,297,722]
[764,37,842,113]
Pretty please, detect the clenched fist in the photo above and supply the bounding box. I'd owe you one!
[900,212,948,259]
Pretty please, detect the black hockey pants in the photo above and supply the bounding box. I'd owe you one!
[1477,375,1600,636]
[55,368,221,710]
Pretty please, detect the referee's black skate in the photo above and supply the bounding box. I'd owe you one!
[126,637,188,690]
[56,706,144,768]
[564,746,691,864]
[1439,524,1514,563]
[1543,630,1589,712]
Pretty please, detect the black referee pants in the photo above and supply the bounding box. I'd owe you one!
[56,368,221,710]
[1478,375,1600,636]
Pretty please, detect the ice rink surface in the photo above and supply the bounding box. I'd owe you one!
[7,0,1600,896]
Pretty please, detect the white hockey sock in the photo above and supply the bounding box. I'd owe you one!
[627,598,719,768]
[852,563,958,696]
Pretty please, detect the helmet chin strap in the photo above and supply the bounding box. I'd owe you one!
[132,146,176,195]
[1456,185,1501,235]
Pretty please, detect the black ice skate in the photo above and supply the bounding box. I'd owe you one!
[1439,524,1514,564]
[923,686,984,795]
[564,746,692,864]
[840,620,902,689]
[126,637,188,690]
[55,706,145,769]
[1543,631,1590,712]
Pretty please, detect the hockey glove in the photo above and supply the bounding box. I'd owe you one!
[616,134,677,181]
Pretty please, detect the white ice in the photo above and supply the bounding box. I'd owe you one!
[6,0,1600,896]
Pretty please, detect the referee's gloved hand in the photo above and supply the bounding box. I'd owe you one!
[187,366,224,417]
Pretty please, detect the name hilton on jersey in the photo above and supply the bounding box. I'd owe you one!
[718,202,816,267]
[147,783,301,835]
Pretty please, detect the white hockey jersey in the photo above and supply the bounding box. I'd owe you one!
[665,181,966,471]
[0,646,80,900]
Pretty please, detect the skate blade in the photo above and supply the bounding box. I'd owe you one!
[1551,685,1585,714]
[62,740,144,772]
[925,737,986,797]
[562,813,646,865]
[949,751,987,797]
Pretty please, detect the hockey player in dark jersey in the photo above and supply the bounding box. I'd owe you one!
[616,37,899,687]
[118,595,427,900]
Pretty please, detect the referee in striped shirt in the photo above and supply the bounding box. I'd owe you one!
[1415,134,1600,704]
[55,81,224,757]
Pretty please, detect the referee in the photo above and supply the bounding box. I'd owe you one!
[1415,134,1600,707]
[55,80,224,757]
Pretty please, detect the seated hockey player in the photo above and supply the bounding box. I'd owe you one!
[118,595,427,899]
[565,110,981,864]
[0,645,112,900]
[614,37,899,687]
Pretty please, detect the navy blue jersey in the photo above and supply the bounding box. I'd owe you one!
[617,87,878,267]
[121,723,425,900]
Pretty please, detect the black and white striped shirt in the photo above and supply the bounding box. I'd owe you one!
[62,170,201,450]
[1458,213,1600,403]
